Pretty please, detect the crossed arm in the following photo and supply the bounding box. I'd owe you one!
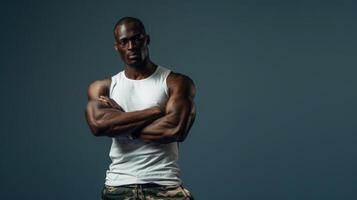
[85,73,196,143]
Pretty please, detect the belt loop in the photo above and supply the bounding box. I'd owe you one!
[139,184,144,199]
[135,184,139,199]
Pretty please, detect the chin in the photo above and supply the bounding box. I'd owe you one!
[127,60,144,68]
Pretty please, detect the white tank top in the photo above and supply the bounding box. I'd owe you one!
[105,65,181,186]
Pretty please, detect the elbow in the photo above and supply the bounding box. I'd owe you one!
[88,120,109,137]
[85,115,101,137]
[88,122,102,137]
[176,131,187,142]
[167,129,187,143]
[85,102,112,137]
[91,128,103,137]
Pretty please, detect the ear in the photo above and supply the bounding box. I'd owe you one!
[114,42,118,51]
[146,35,150,45]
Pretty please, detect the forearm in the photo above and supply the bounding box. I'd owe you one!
[97,113,160,137]
[86,100,162,137]
[139,112,193,143]
[98,109,162,137]
[139,101,194,143]
[141,116,176,135]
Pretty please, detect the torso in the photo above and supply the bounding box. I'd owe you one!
[105,65,182,186]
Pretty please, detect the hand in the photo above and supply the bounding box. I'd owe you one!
[151,105,165,116]
[139,134,174,144]
[99,96,124,111]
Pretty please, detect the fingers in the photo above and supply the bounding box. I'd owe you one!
[140,135,171,144]
[139,133,165,143]
[99,95,109,102]
[139,134,158,141]
[98,96,124,111]
[108,99,123,111]
[98,96,112,108]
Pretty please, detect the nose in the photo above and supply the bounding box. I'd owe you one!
[128,40,136,50]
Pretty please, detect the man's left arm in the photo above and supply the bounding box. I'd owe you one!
[138,72,196,143]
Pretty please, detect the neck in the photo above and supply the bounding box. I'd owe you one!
[124,59,157,80]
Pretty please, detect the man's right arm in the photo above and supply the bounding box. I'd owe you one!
[85,79,163,137]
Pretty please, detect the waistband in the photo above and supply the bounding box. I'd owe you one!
[105,183,179,189]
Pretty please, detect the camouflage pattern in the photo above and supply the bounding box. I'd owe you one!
[101,184,194,200]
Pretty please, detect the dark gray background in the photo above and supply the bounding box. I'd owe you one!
[1,0,356,199]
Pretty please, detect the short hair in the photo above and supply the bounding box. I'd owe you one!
[113,17,146,41]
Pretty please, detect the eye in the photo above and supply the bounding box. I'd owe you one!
[119,39,128,45]
[134,35,144,42]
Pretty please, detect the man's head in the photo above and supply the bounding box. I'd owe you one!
[113,17,150,68]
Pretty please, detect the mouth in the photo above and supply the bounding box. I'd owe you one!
[127,52,140,59]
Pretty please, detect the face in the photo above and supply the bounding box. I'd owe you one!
[114,22,150,67]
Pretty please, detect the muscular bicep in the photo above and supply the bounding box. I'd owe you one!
[140,73,196,142]
[85,79,113,134]
[165,84,195,126]
[87,79,111,101]
[166,74,196,140]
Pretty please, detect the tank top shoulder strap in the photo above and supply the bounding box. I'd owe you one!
[157,65,172,96]
[109,71,123,98]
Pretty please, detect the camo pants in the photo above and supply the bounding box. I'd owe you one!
[101,183,194,200]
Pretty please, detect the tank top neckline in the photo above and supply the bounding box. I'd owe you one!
[122,65,160,82]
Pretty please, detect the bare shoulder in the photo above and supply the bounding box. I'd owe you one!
[167,72,195,98]
[87,79,112,100]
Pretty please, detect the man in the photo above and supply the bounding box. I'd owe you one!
[85,17,196,200]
